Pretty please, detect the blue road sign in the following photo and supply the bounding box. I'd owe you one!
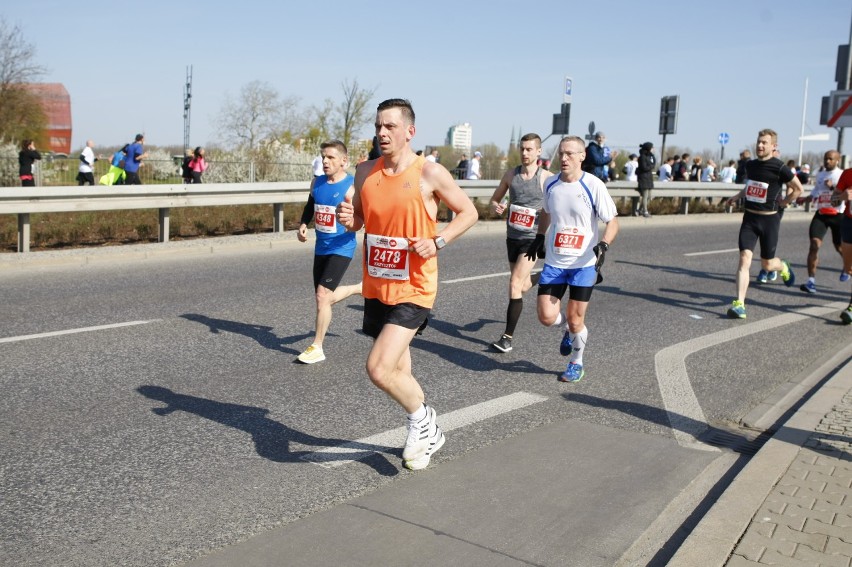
[718,132,730,145]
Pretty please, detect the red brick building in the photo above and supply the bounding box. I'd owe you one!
[25,83,72,155]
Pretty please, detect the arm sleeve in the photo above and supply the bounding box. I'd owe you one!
[300,194,315,226]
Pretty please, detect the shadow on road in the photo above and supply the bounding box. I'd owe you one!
[137,385,399,476]
[180,313,312,356]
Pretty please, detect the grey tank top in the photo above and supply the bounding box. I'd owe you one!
[506,166,545,239]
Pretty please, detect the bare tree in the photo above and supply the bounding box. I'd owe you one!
[334,78,377,147]
[0,18,47,143]
[216,80,285,151]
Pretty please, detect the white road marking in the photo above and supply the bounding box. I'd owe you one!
[442,270,540,284]
[441,272,510,283]
[655,302,845,450]
[0,320,158,344]
[302,391,548,467]
[683,248,739,257]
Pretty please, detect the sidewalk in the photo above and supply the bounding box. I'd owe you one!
[670,343,852,567]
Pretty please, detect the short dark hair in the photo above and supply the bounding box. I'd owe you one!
[320,139,348,156]
[377,98,415,125]
[519,133,542,147]
[135,134,144,141]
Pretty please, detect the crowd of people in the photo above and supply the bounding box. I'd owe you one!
[16,134,208,186]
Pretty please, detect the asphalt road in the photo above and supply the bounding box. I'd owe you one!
[1,211,850,566]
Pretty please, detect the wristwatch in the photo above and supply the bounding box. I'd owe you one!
[434,235,447,250]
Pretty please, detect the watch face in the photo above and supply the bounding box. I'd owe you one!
[435,236,446,249]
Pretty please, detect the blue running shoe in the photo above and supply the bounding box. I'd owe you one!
[727,300,747,319]
[780,260,795,287]
[800,281,816,294]
[841,272,850,283]
[559,362,585,383]
[559,330,573,356]
[756,270,768,284]
[768,270,778,281]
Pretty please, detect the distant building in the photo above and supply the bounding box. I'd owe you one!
[446,122,472,154]
[24,83,72,155]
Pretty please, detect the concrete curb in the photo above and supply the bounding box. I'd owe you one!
[667,341,852,567]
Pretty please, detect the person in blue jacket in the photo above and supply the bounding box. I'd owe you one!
[582,131,617,180]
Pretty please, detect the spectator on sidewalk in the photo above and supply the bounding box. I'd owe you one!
[581,131,616,180]
[719,160,737,183]
[188,147,208,183]
[467,151,482,179]
[735,149,751,184]
[623,153,638,182]
[658,156,674,182]
[18,139,41,187]
[636,142,656,217]
[673,153,690,181]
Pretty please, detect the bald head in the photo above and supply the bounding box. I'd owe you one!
[824,150,841,170]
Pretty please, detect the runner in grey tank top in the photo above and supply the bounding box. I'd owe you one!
[487,133,551,353]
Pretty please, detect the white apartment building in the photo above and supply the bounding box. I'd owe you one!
[446,123,472,154]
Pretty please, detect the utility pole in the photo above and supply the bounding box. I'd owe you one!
[838,13,852,156]
[183,66,193,153]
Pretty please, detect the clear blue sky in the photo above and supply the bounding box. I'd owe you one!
[11,0,852,160]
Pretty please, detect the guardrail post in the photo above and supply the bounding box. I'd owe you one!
[679,197,689,215]
[17,213,30,253]
[274,203,284,232]
[158,208,170,243]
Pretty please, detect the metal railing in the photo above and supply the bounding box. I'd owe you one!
[1,179,806,253]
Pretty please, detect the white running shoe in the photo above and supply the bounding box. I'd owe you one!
[402,405,444,467]
[297,344,325,364]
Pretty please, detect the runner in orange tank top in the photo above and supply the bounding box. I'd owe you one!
[336,98,478,470]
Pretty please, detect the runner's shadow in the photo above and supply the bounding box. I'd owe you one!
[412,335,549,375]
[181,313,312,355]
[565,392,851,460]
[424,316,503,348]
[137,385,398,476]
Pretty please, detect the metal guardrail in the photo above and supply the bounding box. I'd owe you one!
[0,180,807,253]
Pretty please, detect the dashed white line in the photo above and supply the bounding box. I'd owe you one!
[302,391,548,467]
[441,272,510,284]
[0,320,159,344]
[683,248,739,257]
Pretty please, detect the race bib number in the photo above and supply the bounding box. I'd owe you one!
[554,227,586,256]
[314,204,337,233]
[816,192,839,214]
[508,204,537,231]
[365,234,409,280]
[745,180,768,203]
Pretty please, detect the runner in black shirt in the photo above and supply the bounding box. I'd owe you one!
[723,129,803,319]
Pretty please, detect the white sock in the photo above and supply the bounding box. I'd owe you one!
[408,404,427,421]
[570,326,588,365]
[550,312,564,327]
[807,276,815,284]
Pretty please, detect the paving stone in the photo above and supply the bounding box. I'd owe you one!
[766,492,817,510]
[793,544,851,567]
[725,554,761,566]
[827,537,852,557]
[770,524,828,552]
[777,503,835,524]
[758,548,817,566]
[796,486,846,507]
[804,518,852,539]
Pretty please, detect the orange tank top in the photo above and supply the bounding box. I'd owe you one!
[360,155,438,308]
